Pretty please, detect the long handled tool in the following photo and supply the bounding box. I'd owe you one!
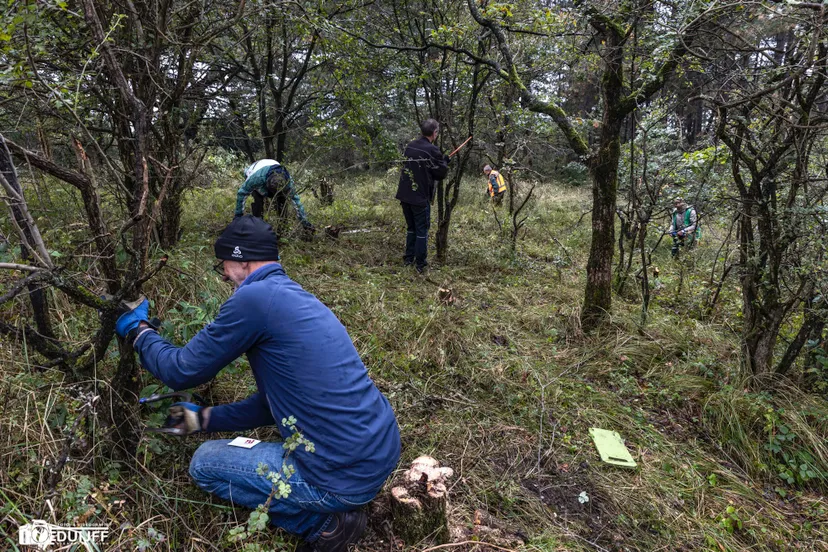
[449,135,473,158]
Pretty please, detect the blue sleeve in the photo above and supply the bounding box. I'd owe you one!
[134,289,264,390]
[206,392,275,432]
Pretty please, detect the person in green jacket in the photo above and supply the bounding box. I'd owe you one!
[236,159,314,237]
[667,197,699,258]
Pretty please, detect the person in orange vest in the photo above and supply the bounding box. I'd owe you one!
[483,165,507,206]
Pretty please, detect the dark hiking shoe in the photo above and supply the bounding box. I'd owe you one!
[307,510,367,552]
[415,265,426,275]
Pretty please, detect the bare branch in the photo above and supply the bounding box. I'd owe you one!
[465,0,590,157]
[0,262,45,272]
[0,138,53,268]
[0,271,47,305]
[5,138,93,190]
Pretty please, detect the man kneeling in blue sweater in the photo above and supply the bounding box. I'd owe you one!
[115,216,401,552]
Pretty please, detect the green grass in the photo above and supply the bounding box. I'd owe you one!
[1,175,826,551]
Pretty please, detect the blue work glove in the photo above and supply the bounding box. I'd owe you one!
[671,232,677,238]
[167,402,205,435]
[115,297,150,338]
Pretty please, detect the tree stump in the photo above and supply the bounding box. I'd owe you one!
[324,225,341,239]
[390,456,454,545]
[437,287,456,306]
[319,177,334,205]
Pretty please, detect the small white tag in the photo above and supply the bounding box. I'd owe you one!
[228,436,261,448]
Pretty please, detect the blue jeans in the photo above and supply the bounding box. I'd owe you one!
[189,440,379,542]
[401,202,430,268]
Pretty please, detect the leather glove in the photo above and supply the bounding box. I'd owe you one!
[115,297,150,338]
[167,402,205,435]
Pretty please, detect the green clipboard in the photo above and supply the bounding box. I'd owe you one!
[589,428,637,468]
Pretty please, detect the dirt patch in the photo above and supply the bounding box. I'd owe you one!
[645,404,703,443]
[522,470,599,520]
[490,334,509,347]
[363,490,528,552]
[522,463,629,550]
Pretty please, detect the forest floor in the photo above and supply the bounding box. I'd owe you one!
[2,174,827,551]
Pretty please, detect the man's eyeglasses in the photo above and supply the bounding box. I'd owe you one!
[212,260,225,277]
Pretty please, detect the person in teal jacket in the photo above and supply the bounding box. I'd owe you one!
[114,216,400,551]
[237,160,314,236]
[667,197,700,258]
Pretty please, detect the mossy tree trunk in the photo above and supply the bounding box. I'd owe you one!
[467,0,699,331]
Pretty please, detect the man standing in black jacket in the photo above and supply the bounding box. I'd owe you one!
[395,119,450,273]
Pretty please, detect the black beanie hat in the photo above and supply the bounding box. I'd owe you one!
[214,215,280,261]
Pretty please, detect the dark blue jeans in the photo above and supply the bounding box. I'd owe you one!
[189,440,379,542]
[401,202,430,268]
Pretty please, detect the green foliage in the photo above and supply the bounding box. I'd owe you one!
[806,345,828,394]
[718,505,744,534]
[764,408,825,486]
[161,294,222,342]
[63,475,97,522]
[281,416,316,454]
[135,384,179,463]
[559,161,589,186]
[704,386,828,489]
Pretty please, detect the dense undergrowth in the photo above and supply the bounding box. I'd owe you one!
[1,174,827,551]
